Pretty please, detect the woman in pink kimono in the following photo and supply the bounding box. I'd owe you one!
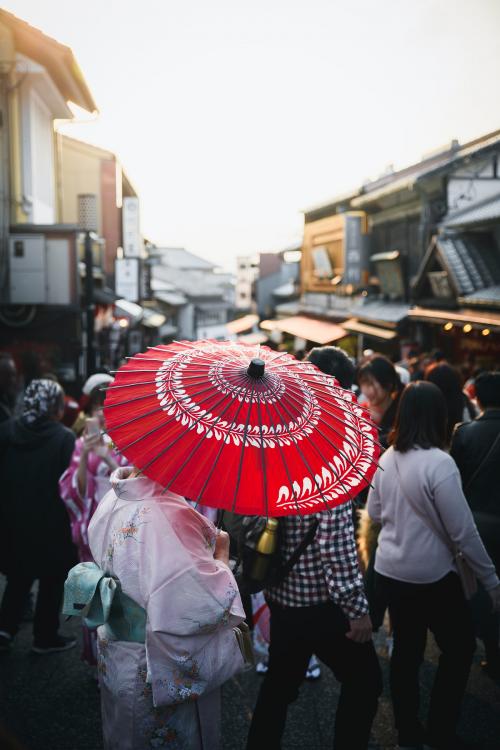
[59,378,127,665]
[65,466,246,749]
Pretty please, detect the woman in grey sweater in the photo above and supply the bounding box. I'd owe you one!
[367,381,500,750]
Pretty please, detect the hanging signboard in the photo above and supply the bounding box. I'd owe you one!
[115,258,140,301]
[122,197,143,257]
[343,214,368,287]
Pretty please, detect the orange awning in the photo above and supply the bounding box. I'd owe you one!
[275,315,348,345]
[238,332,269,345]
[342,318,397,341]
[226,314,259,334]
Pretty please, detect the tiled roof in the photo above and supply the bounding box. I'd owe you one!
[151,248,215,270]
[459,284,500,306]
[352,301,409,324]
[438,233,500,296]
[443,193,500,228]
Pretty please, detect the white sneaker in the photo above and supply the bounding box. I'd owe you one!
[305,654,321,680]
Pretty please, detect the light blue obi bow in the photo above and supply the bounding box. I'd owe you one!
[63,562,146,643]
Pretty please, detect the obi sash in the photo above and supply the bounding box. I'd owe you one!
[63,561,146,643]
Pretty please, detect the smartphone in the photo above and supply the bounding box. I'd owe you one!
[85,417,100,438]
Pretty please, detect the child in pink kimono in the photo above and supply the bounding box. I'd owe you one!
[59,379,127,665]
[84,466,245,750]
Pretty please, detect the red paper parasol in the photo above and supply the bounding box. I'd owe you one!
[104,340,380,516]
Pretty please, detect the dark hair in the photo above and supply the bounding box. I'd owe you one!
[475,372,500,409]
[85,385,107,415]
[424,362,469,441]
[357,355,401,394]
[390,381,448,452]
[307,346,355,389]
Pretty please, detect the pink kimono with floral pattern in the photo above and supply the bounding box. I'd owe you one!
[88,468,245,750]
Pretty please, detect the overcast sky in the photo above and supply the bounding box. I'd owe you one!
[5,0,500,269]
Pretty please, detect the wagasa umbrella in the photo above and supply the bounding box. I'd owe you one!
[104,340,381,516]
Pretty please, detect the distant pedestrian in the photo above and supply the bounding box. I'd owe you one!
[357,355,403,447]
[424,362,476,444]
[451,371,500,679]
[0,380,77,653]
[307,345,355,390]
[59,376,126,667]
[368,381,500,750]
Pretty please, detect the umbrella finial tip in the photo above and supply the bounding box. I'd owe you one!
[247,358,265,378]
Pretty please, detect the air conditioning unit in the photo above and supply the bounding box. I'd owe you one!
[9,234,73,305]
[9,235,46,303]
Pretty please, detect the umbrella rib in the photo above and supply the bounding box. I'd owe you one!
[269,397,338,514]
[105,391,159,409]
[106,379,161,390]
[269,368,370,407]
[276,381,380,479]
[271,396,353,510]
[279,376,383,449]
[107,383,233,454]
[284,399,377,489]
[191,382,255,505]
[230,381,257,514]
[138,384,248,477]
[255,392,269,519]
[261,397,303,520]
[159,382,253,495]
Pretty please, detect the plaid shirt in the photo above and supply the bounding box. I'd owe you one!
[265,502,369,620]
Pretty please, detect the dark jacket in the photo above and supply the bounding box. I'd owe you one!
[0,417,76,576]
[450,409,500,568]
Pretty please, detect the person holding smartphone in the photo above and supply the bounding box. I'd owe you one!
[59,374,127,669]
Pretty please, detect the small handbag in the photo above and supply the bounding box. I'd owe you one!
[233,621,255,665]
[393,454,478,600]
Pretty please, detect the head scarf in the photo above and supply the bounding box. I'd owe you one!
[22,379,64,424]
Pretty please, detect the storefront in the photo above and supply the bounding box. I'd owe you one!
[409,307,500,369]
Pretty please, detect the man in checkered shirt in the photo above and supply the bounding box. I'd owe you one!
[246,347,383,750]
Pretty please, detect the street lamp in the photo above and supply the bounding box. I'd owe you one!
[78,194,98,377]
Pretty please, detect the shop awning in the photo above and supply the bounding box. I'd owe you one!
[238,332,269,345]
[408,307,500,331]
[115,299,143,324]
[141,308,167,329]
[226,314,259,334]
[154,290,188,307]
[260,318,280,332]
[272,315,348,344]
[342,319,398,340]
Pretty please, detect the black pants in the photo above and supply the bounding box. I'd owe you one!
[375,571,476,746]
[0,573,66,644]
[246,600,382,750]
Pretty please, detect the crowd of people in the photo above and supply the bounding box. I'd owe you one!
[0,344,500,750]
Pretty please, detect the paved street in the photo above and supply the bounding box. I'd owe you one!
[1,583,500,750]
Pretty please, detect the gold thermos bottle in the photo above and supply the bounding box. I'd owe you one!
[251,518,279,582]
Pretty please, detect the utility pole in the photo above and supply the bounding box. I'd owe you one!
[84,229,96,375]
[78,194,98,377]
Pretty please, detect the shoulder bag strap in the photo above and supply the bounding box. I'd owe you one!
[279,518,320,580]
[464,430,500,494]
[392,452,454,554]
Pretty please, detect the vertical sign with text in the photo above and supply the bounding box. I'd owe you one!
[122,197,143,257]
